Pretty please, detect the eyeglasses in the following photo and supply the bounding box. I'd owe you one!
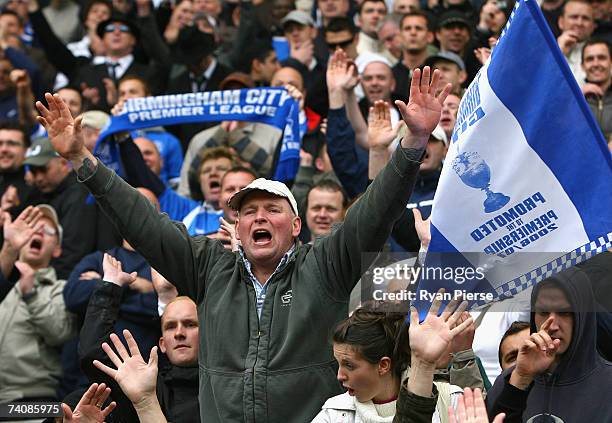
[104,24,131,33]
[41,226,57,236]
[0,140,24,148]
[326,37,354,51]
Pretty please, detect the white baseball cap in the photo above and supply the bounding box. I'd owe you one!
[430,124,448,146]
[229,178,299,216]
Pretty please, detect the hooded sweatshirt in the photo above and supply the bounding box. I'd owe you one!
[486,267,612,422]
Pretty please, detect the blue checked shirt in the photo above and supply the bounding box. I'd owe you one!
[239,245,295,318]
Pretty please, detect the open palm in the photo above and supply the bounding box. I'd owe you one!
[395,67,451,143]
[93,330,158,406]
[409,291,471,365]
[327,49,359,92]
[62,383,116,423]
[368,100,401,150]
[3,206,43,251]
[36,93,85,160]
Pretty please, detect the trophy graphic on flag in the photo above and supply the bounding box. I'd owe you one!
[452,151,510,213]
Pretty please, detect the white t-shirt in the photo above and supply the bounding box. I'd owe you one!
[471,287,532,385]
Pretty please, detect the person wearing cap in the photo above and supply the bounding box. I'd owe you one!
[435,10,472,58]
[30,8,153,113]
[24,137,96,279]
[424,51,466,95]
[435,10,483,85]
[72,14,151,111]
[37,65,451,422]
[282,10,330,116]
[0,204,77,403]
[80,110,110,152]
[357,53,401,124]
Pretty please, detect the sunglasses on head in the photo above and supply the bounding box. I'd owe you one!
[105,24,131,33]
[326,37,354,51]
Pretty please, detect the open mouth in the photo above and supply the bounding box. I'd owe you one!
[30,238,42,253]
[344,386,355,396]
[440,117,452,128]
[253,229,272,245]
[209,181,220,191]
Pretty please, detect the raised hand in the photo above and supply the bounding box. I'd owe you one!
[1,185,20,211]
[510,317,560,390]
[9,69,31,90]
[557,31,579,55]
[326,49,359,92]
[102,253,137,286]
[36,93,87,162]
[3,206,43,252]
[451,311,476,353]
[62,383,116,423]
[582,83,604,97]
[368,100,402,151]
[93,330,159,406]
[219,217,239,251]
[395,67,451,147]
[449,387,505,423]
[409,289,471,365]
[103,78,118,107]
[290,39,314,66]
[16,260,36,295]
[151,268,178,305]
[412,208,431,250]
[285,83,304,111]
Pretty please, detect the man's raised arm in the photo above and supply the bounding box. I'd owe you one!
[315,67,451,294]
[35,94,209,299]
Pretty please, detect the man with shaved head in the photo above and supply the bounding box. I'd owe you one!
[37,65,451,422]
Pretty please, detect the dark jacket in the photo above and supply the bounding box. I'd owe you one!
[79,281,198,423]
[80,143,423,422]
[486,267,612,422]
[585,85,612,140]
[393,383,438,423]
[326,107,369,198]
[43,172,97,279]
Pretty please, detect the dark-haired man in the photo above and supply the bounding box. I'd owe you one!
[0,121,42,213]
[487,268,612,422]
[581,39,612,139]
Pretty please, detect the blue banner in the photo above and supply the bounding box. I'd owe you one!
[414,0,612,317]
[94,88,302,181]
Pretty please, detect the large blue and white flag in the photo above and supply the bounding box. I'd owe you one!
[415,0,612,314]
[95,87,302,181]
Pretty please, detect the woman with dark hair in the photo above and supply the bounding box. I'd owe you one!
[312,294,472,423]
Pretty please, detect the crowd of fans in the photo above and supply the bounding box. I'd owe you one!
[0,0,610,420]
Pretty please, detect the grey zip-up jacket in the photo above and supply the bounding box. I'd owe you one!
[81,145,422,422]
